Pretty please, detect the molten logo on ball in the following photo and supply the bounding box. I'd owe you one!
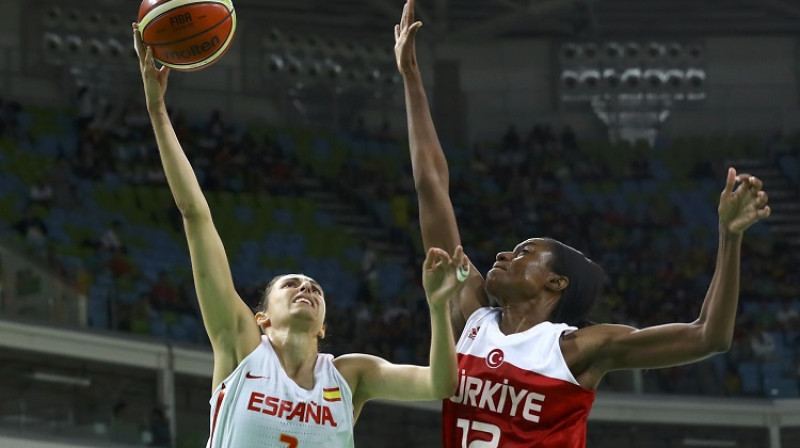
[164,35,219,61]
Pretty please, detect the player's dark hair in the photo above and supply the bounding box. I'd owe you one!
[544,238,605,328]
[257,275,286,312]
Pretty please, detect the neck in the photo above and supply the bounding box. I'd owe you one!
[498,296,558,335]
[266,328,318,388]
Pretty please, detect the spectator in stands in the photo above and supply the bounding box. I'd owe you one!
[148,405,172,447]
[13,206,48,254]
[500,124,520,150]
[749,323,777,361]
[28,177,54,208]
[561,124,578,152]
[101,219,125,252]
[776,299,799,334]
[149,270,181,312]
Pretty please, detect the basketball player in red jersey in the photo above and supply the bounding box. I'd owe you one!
[394,1,771,447]
[134,23,468,448]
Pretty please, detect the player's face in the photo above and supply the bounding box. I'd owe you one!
[485,238,556,304]
[264,275,326,332]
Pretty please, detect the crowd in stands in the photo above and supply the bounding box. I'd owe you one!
[1,91,799,398]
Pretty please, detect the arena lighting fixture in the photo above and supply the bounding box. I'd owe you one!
[323,58,342,80]
[43,33,63,53]
[603,68,621,88]
[266,53,285,72]
[561,70,579,89]
[65,9,81,31]
[561,42,579,60]
[43,6,62,28]
[621,68,642,87]
[103,13,122,35]
[643,68,666,87]
[686,68,706,87]
[604,42,623,58]
[304,58,323,77]
[65,35,82,54]
[31,371,91,387]
[106,38,124,58]
[286,55,303,75]
[87,38,105,57]
[86,12,103,33]
[625,42,640,58]
[688,44,703,59]
[667,42,682,59]
[647,42,665,58]
[665,69,684,88]
[579,69,600,88]
[582,43,598,59]
[264,28,287,49]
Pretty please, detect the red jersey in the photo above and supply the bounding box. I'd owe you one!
[442,308,595,447]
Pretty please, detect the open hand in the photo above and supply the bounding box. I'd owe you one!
[394,0,422,76]
[718,167,771,234]
[423,246,470,311]
[132,23,170,109]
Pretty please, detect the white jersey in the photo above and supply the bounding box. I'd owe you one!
[207,335,355,448]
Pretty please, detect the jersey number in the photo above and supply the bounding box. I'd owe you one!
[456,418,500,448]
[279,434,299,448]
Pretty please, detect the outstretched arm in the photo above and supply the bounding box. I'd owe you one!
[133,24,260,389]
[337,246,467,416]
[395,0,488,333]
[575,167,771,384]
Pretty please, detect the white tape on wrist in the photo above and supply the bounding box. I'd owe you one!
[456,265,469,282]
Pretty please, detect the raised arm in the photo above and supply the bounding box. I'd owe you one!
[133,24,260,389]
[573,168,771,387]
[394,0,488,332]
[337,246,467,417]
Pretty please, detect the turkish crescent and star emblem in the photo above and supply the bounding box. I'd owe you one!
[486,348,504,368]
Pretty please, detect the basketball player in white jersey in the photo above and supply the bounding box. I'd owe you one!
[394,1,772,446]
[134,24,468,448]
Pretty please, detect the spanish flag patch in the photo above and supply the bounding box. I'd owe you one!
[323,387,341,402]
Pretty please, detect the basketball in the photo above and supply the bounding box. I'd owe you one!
[137,0,236,72]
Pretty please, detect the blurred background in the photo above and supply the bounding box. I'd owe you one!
[0,0,799,446]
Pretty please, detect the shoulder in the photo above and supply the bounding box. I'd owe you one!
[333,353,386,383]
[565,323,638,351]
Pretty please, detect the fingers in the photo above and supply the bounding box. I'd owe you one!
[756,190,769,207]
[408,21,423,37]
[424,247,451,270]
[722,167,736,196]
[747,175,764,191]
[394,24,400,42]
[757,205,772,219]
[132,23,145,64]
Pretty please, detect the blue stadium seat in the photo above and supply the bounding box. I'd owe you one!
[737,362,761,395]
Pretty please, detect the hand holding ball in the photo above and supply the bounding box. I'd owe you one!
[137,0,236,71]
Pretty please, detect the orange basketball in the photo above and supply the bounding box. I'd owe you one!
[137,0,236,72]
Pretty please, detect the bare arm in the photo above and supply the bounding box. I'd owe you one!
[336,246,467,413]
[394,0,488,333]
[134,24,260,389]
[574,168,771,385]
